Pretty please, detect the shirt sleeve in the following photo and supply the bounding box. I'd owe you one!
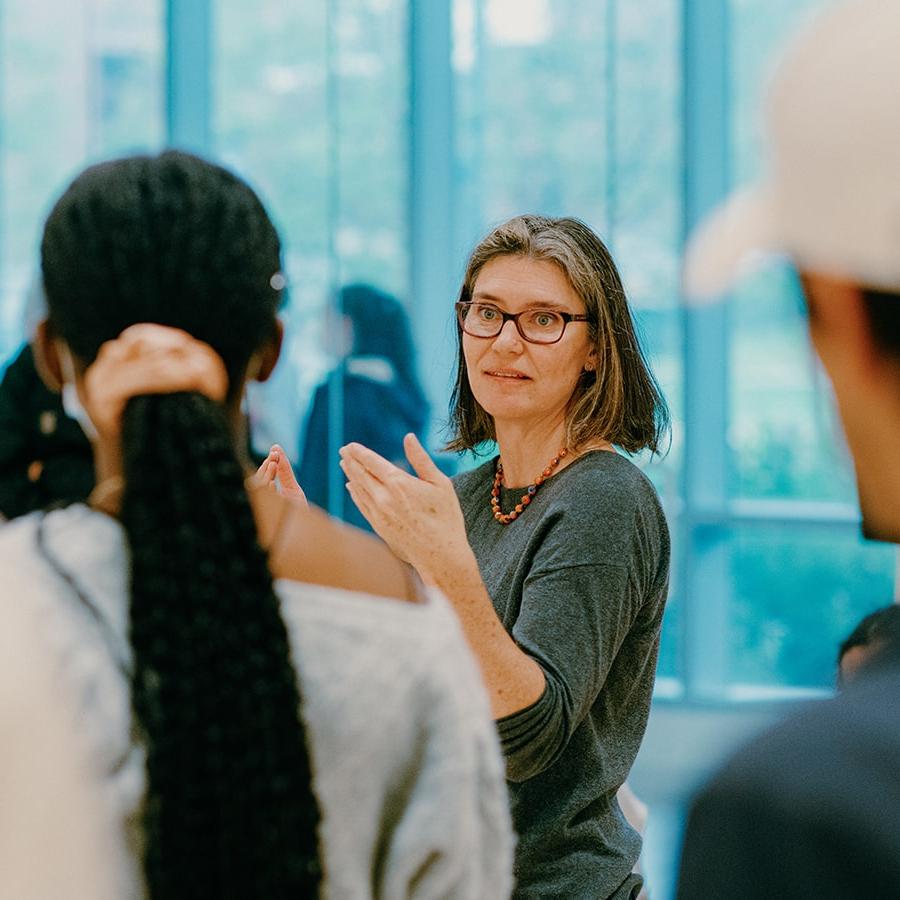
[497,561,644,782]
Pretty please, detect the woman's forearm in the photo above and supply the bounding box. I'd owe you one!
[428,546,545,719]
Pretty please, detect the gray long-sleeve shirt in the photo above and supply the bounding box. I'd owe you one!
[455,450,670,899]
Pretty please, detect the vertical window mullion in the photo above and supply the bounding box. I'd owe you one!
[166,0,212,154]
[680,0,732,698]
[408,0,455,441]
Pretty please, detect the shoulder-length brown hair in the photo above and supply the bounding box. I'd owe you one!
[447,214,670,455]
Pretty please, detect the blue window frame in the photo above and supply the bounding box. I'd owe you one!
[1,0,893,696]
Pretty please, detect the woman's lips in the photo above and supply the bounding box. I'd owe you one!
[485,369,530,379]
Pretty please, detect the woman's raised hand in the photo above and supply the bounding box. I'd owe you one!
[339,433,471,582]
[80,323,229,440]
[250,444,308,505]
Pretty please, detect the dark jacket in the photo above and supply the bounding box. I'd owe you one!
[678,653,900,899]
[298,356,428,531]
[0,344,94,520]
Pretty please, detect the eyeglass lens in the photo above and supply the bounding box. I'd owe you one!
[460,303,566,343]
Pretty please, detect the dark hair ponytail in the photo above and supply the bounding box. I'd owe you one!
[41,151,322,897]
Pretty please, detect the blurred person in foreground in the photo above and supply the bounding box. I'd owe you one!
[837,603,900,687]
[677,2,900,896]
[0,150,513,899]
[298,283,430,530]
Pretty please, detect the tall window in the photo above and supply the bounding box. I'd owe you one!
[0,0,891,694]
[0,0,163,358]
[453,0,683,679]
[720,0,894,691]
[214,0,408,461]
[453,0,894,692]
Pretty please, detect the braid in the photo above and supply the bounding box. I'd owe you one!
[40,151,323,897]
[122,394,320,897]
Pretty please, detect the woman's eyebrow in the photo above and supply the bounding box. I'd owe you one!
[471,291,569,310]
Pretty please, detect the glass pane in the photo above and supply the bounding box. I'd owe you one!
[731,0,827,185]
[0,0,163,358]
[454,0,611,250]
[454,0,682,674]
[214,0,409,524]
[729,0,846,502]
[730,265,857,502]
[214,0,329,461]
[453,0,681,463]
[729,525,895,689]
[612,0,681,562]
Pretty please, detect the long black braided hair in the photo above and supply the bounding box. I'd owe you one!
[40,151,322,898]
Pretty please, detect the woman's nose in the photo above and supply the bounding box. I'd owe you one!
[492,318,523,351]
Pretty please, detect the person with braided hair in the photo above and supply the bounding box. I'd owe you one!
[0,150,512,899]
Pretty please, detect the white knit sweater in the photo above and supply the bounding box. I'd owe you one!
[0,505,514,899]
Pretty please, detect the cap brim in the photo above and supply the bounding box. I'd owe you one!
[682,186,779,301]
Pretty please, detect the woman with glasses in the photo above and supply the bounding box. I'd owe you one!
[337,215,671,899]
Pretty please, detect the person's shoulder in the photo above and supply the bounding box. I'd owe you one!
[0,513,44,600]
[548,451,667,536]
[0,505,86,566]
[0,504,129,636]
[282,581,514,898]
[278,581,470,682]
[0,342,34,389]
[278,580,498,768]
[684,670,900,900]
[0,504,117,552]
[559,450,659,501]
[699,668,900,808]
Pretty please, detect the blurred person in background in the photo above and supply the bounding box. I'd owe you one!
[298,283,430,530]
[837,603,900,687]
[0,278,94,520]
[678,2,900,896]
[0,150,513,899]
[338,215,672,899]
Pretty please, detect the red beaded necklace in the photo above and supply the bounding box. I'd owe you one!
[490,448,568,525]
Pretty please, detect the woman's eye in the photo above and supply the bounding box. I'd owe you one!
[532,312,557,328]
[478,306,499,321]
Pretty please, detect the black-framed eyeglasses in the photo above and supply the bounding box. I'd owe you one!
[456,301,591,345]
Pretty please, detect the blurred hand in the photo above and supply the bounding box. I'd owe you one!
[82,324,228,441]
[339,433,470,581]
[250,444,308,505]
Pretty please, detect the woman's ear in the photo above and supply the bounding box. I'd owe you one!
[253,317,284,383]
[32,319,64,392]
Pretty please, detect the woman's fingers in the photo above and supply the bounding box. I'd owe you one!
[271,445,307,505]
[248,456,278,491]
[339,454,371,484]
[339,442,404,484]
[81,325,228,439]
[402,433,444,483]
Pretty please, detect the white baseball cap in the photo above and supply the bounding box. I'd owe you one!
[683,0,900,299]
